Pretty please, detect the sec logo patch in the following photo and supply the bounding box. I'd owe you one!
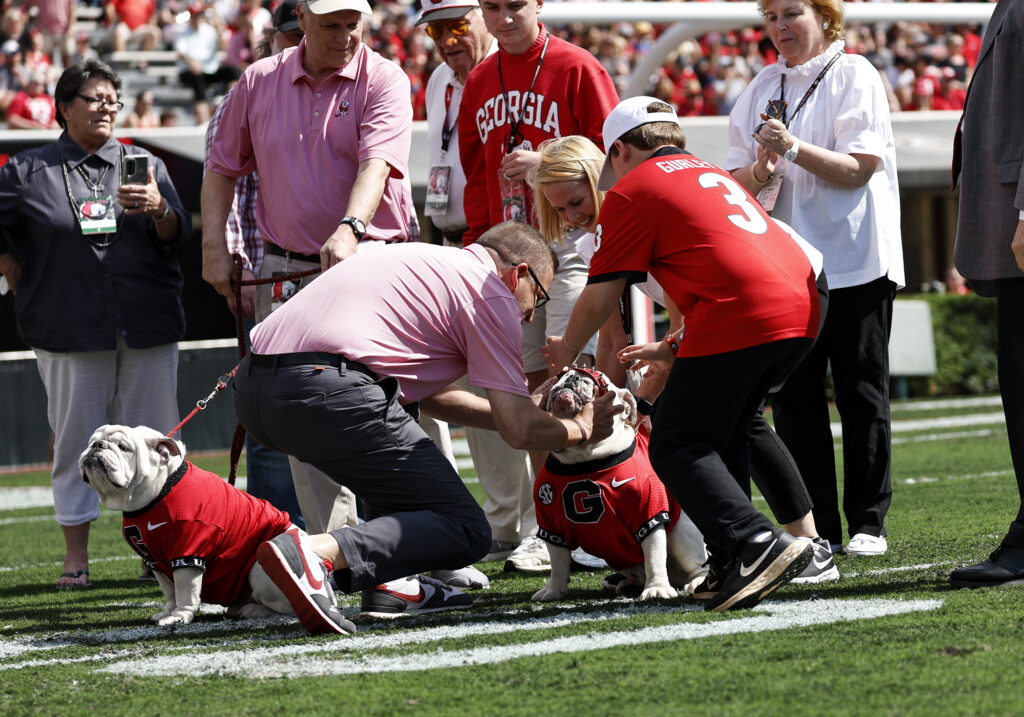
[538,483,554,506]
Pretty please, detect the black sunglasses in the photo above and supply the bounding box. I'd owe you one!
[526,265,550,309]
[755,98,787,134]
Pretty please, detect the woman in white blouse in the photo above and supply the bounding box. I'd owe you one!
[726,0,904,557]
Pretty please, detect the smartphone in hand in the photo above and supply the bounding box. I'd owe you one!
[121,154,149,185]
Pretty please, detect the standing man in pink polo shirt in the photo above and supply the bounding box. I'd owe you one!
[201,0,416,536]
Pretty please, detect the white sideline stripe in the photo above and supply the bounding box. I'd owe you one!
[891,395,1002,411]
[0,514,53,526]
[892,428,1002,445]
[93,598,942,678]
[0,554,136,573]
[831,411,1006,439]
[0,478,247,510]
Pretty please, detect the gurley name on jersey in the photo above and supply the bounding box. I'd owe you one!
[475,90,561,144]
[654,156,715,174]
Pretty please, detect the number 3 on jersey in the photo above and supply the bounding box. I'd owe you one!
[697,172,768,235]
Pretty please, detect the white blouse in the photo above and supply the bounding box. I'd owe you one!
[725,40,905,290]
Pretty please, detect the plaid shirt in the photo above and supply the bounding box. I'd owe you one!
[204,92,264,274]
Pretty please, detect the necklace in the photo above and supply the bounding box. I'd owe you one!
[59,143,126,248]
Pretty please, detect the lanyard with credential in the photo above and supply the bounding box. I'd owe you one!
[497,31,550,152]
[440,83,455,154]
[778,48,845,127]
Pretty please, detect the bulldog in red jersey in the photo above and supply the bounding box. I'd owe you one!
[531,369,708,602]
[79,425,348,631]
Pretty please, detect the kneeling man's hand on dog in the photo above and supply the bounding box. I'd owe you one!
[588,392,625,445]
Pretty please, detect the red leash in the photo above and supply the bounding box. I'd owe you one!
[166,364,241,439]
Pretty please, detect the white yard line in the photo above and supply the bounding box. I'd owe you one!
[85,598,941,678]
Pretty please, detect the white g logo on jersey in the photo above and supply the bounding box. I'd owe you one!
[594,224,603,253]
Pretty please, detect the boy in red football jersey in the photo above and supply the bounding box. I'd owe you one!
[545,97,823,612]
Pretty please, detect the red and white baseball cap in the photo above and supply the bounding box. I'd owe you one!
[597,96,681,190]
[415,0,479,26]
[305,0,372,15]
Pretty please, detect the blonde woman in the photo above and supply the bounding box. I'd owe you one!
[530,135,677,388]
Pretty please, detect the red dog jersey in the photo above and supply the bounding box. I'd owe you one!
[534,430,680,570]
[121,461,292,606]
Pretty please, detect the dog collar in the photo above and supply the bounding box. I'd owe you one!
[565,367,609,397]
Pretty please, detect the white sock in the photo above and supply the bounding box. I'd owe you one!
[750,530,774,543]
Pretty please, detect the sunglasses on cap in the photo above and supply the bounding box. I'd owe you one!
[425,17,470,41]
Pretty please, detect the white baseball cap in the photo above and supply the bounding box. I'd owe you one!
[415,0,479,26]
[597,96,681,191]
[304,0,372,15]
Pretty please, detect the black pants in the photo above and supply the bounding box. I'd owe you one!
[772,276,896,544]
[996,278,1024,548]
[649,337,815,558]
[749,273,830,524]
[232,353,491,592]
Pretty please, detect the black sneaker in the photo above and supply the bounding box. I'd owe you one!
[705,529,813,612]
[949,545,1024,587]
[255,529,356,635]
[790,537,840,584]
[692,555,725,601]
[360,574,473,618]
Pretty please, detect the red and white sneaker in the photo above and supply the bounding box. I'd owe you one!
[256,529,355,635]
[360,574,473,618]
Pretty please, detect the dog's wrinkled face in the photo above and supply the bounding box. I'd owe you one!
[546,369,638,462]
[546,369,604,419]
[79,425,185,512]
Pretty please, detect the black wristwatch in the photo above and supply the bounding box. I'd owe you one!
[340,216,367,240]
[635,397,654,416]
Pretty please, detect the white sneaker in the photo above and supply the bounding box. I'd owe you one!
[430,565,490,589]
[360,574,473,618]
[790,537,841,584]
[845,533,887,556]
[570,547,609,570]
[504,535,551,572]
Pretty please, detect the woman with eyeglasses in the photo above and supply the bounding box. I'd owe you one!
[724,0,904,558]
[0,59,190,589]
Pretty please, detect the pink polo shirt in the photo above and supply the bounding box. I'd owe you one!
[250,243,531,404]
[206,40,414,253]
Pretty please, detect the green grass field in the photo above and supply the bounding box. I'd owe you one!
[1,397,1022,716]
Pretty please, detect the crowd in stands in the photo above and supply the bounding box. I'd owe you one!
[0,0,989,129]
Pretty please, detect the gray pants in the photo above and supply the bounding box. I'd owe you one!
[232,352,491,592]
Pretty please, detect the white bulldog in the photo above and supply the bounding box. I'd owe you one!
[79,424,328,626]
[532,368,708,602]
